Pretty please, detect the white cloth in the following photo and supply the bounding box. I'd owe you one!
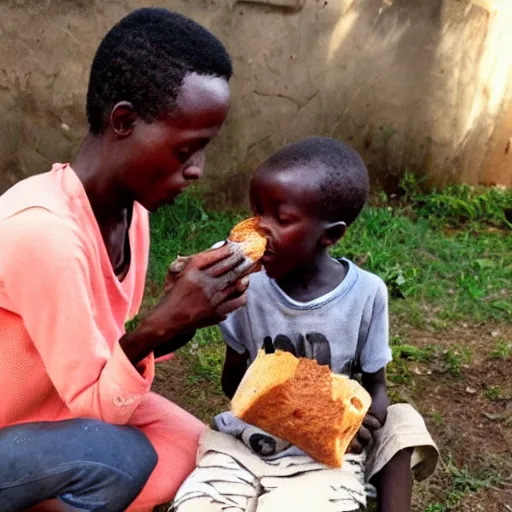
[171,404,439,512]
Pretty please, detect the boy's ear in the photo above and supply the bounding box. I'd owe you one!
[320,221,347,248]
[110,101,137,138]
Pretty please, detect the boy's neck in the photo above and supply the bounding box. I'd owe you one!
[276,250,347,302]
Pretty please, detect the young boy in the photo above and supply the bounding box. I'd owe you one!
[172,137,438,512]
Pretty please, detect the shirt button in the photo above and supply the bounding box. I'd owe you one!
[114,396,125,407]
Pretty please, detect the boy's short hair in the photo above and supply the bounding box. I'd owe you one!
[263,137,369,226]
[86,8,233,134]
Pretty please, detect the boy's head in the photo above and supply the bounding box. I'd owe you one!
[250,136,369,278]
[86,8,232,211]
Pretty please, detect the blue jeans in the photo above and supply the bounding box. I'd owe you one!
[0,419,158,512]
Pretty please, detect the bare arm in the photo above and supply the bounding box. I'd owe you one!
[362,367,390,425]
[121,244,249,365]
[348,368,390,454]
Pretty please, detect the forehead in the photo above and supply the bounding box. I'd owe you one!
[169,72,230,131]
[251,166,323,210]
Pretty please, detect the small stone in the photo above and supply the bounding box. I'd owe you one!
[466,386,477,395]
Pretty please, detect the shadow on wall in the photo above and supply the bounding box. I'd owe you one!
[204,0,512,206]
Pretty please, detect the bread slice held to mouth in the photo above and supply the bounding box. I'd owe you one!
[228,217,267,265]
[231,349,372,468]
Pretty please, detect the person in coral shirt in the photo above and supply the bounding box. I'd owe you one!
[0,8,248,512]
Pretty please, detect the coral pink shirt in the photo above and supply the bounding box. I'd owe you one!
[0,163,154,426]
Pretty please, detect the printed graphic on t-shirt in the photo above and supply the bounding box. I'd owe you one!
[262,332,331,366]
[262,333,355,375]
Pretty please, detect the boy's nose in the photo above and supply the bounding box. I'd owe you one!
[258,216,271,234]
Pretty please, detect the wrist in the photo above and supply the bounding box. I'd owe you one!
[120,316,174,365]
[142,307,180,342]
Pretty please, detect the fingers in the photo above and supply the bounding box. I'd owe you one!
[348,438,363,454]
[357,425,373,446]
[212,276,250,307]
[213,259,253,291]
[216,291,249,317]
[192,243,237,269]
[206,249,246,278]
[363,414,382,431]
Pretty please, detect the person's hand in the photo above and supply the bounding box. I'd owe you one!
[348,413,382,454]
[148,243,251,338]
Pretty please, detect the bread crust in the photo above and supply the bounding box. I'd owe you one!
[231,350,372,467]
[228,217,267,262]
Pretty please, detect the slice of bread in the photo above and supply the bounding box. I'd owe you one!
[228,217,267,263]
[231,350,372,467]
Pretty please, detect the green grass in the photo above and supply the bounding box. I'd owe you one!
[332,206,511,325]
[149,188,245,284]
[424,458,504,512]
[484,386,503,401]
[489,340,512,360]
[399,171,512,229]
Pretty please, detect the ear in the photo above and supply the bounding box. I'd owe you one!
[320,221,347,248]
[109,101,137,138]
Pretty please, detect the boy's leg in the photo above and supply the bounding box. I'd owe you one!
[172,429,367,512]
[0,418,157,512]
[371,448,413,512]
[366,404,439,512]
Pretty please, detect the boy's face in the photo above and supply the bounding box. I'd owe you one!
[115,73,230,212]
[250,166,326,279]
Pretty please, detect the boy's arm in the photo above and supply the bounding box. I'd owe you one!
[348,368,390,454]
[362,367,390,425]
[221,345,250,399]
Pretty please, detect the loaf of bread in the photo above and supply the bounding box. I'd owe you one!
[231,350,372,467]
[228,217,267,263]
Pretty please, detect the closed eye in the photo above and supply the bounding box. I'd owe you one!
[175,147,192,164]
[175,138,210,164]
[277,215,295,226]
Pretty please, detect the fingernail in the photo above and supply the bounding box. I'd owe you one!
[211,240,226,250]
[242,276,250,286]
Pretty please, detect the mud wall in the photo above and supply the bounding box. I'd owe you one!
[0,0,510,205]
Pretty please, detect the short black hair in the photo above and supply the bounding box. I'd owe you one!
[86,8,233,134]
[261,137,369,226]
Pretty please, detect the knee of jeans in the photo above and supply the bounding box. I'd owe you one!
[76,419,158,482]
[126,428,159,485]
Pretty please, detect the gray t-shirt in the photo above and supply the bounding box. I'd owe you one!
[220,258,392,375]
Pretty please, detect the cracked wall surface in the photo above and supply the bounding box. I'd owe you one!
[0,0,510,205]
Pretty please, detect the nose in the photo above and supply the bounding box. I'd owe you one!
[258,215,272,236]
[183,165,202,181]
[183,150,205,181]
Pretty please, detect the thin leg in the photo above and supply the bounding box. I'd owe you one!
[371,447,413,512]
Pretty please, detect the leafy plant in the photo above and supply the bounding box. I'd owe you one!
[490,340,512,360]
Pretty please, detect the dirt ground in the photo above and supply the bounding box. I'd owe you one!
[152,321,512,511]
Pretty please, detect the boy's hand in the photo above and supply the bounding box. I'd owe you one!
[348,413,382,454]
